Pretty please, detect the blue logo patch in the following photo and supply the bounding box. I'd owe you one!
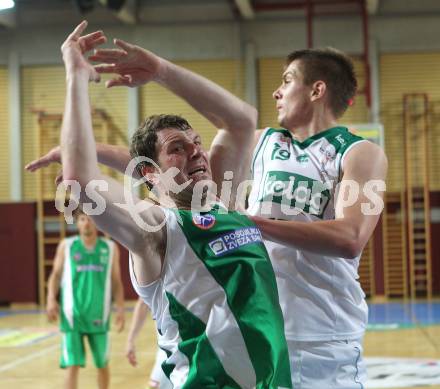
[192,214,216,230]
[208,227,263,256]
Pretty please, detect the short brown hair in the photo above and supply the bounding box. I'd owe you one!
[129,114,192,188]
[286,48,357,118]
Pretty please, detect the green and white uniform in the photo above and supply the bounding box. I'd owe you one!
[60,236,114,368]
[130,205,292,389]
[248,126,369,341]
[248,127,369,388]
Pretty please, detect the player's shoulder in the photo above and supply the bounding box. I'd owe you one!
[344,140,388,171]
[58,237,70,249]
[347,139,385,158]
[254,127,281,147]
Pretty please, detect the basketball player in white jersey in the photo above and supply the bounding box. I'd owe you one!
[247,49,387,388]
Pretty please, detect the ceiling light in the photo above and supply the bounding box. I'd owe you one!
[0,0,14,12]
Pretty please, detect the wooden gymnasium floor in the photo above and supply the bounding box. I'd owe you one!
[1,300,440,389]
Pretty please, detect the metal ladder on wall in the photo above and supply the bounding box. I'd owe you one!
[383,191,408,297]
[403,93,432,299]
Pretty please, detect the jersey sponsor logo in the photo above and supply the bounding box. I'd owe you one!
[192,213,216,230]
[319,144,336,165]
[76,264,104,272]
[335,134,346,145]
[271,142,291,161]
[259,170,331,218]
[296,154,309,164]
[208,227,263,256]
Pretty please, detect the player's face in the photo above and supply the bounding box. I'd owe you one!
[273,60,314,130]
[76,214,97,237]
[155,128,212,188]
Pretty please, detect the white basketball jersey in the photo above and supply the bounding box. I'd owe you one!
[248,126,369,341]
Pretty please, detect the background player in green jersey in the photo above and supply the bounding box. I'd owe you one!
[47,209,125,389]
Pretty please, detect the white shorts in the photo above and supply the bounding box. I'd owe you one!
[288,338,366,389]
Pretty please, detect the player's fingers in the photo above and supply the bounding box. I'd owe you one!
[90,48,127,62]
[67,20,88,41]
[89,57,121,65]
[55,170,63,186]
[117,316,125,332]
[106,76,131,88]
[113,38,135,52]
[25,158,46,171]
[127,351,136,366]
[80,30,105,42]
[81,35,107,52]
[93,64,116,73]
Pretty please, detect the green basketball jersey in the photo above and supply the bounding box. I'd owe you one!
[60,236,114,333]
[130,205,292,389]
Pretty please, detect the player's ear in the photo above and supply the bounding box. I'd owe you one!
[141,165,159,186]
[311,80,326,101]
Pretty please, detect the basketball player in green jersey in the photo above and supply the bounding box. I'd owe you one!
[49,22,292,388]
[47,209,125,389]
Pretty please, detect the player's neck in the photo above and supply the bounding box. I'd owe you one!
[80,234,97,249]
[290,113,338,142]
[162,187,219,211]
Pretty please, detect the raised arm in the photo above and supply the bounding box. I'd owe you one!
[59,21,165,284]
[90,40,258,192]
[25,144,136,179]
[252,142,388,258]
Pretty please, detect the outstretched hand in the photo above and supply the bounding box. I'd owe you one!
[25,147,64,185]
[90,39,165,88]
[61,20,107,82]
[25,146,61,172]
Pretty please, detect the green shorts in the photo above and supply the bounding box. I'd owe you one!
[60,331,110,369]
